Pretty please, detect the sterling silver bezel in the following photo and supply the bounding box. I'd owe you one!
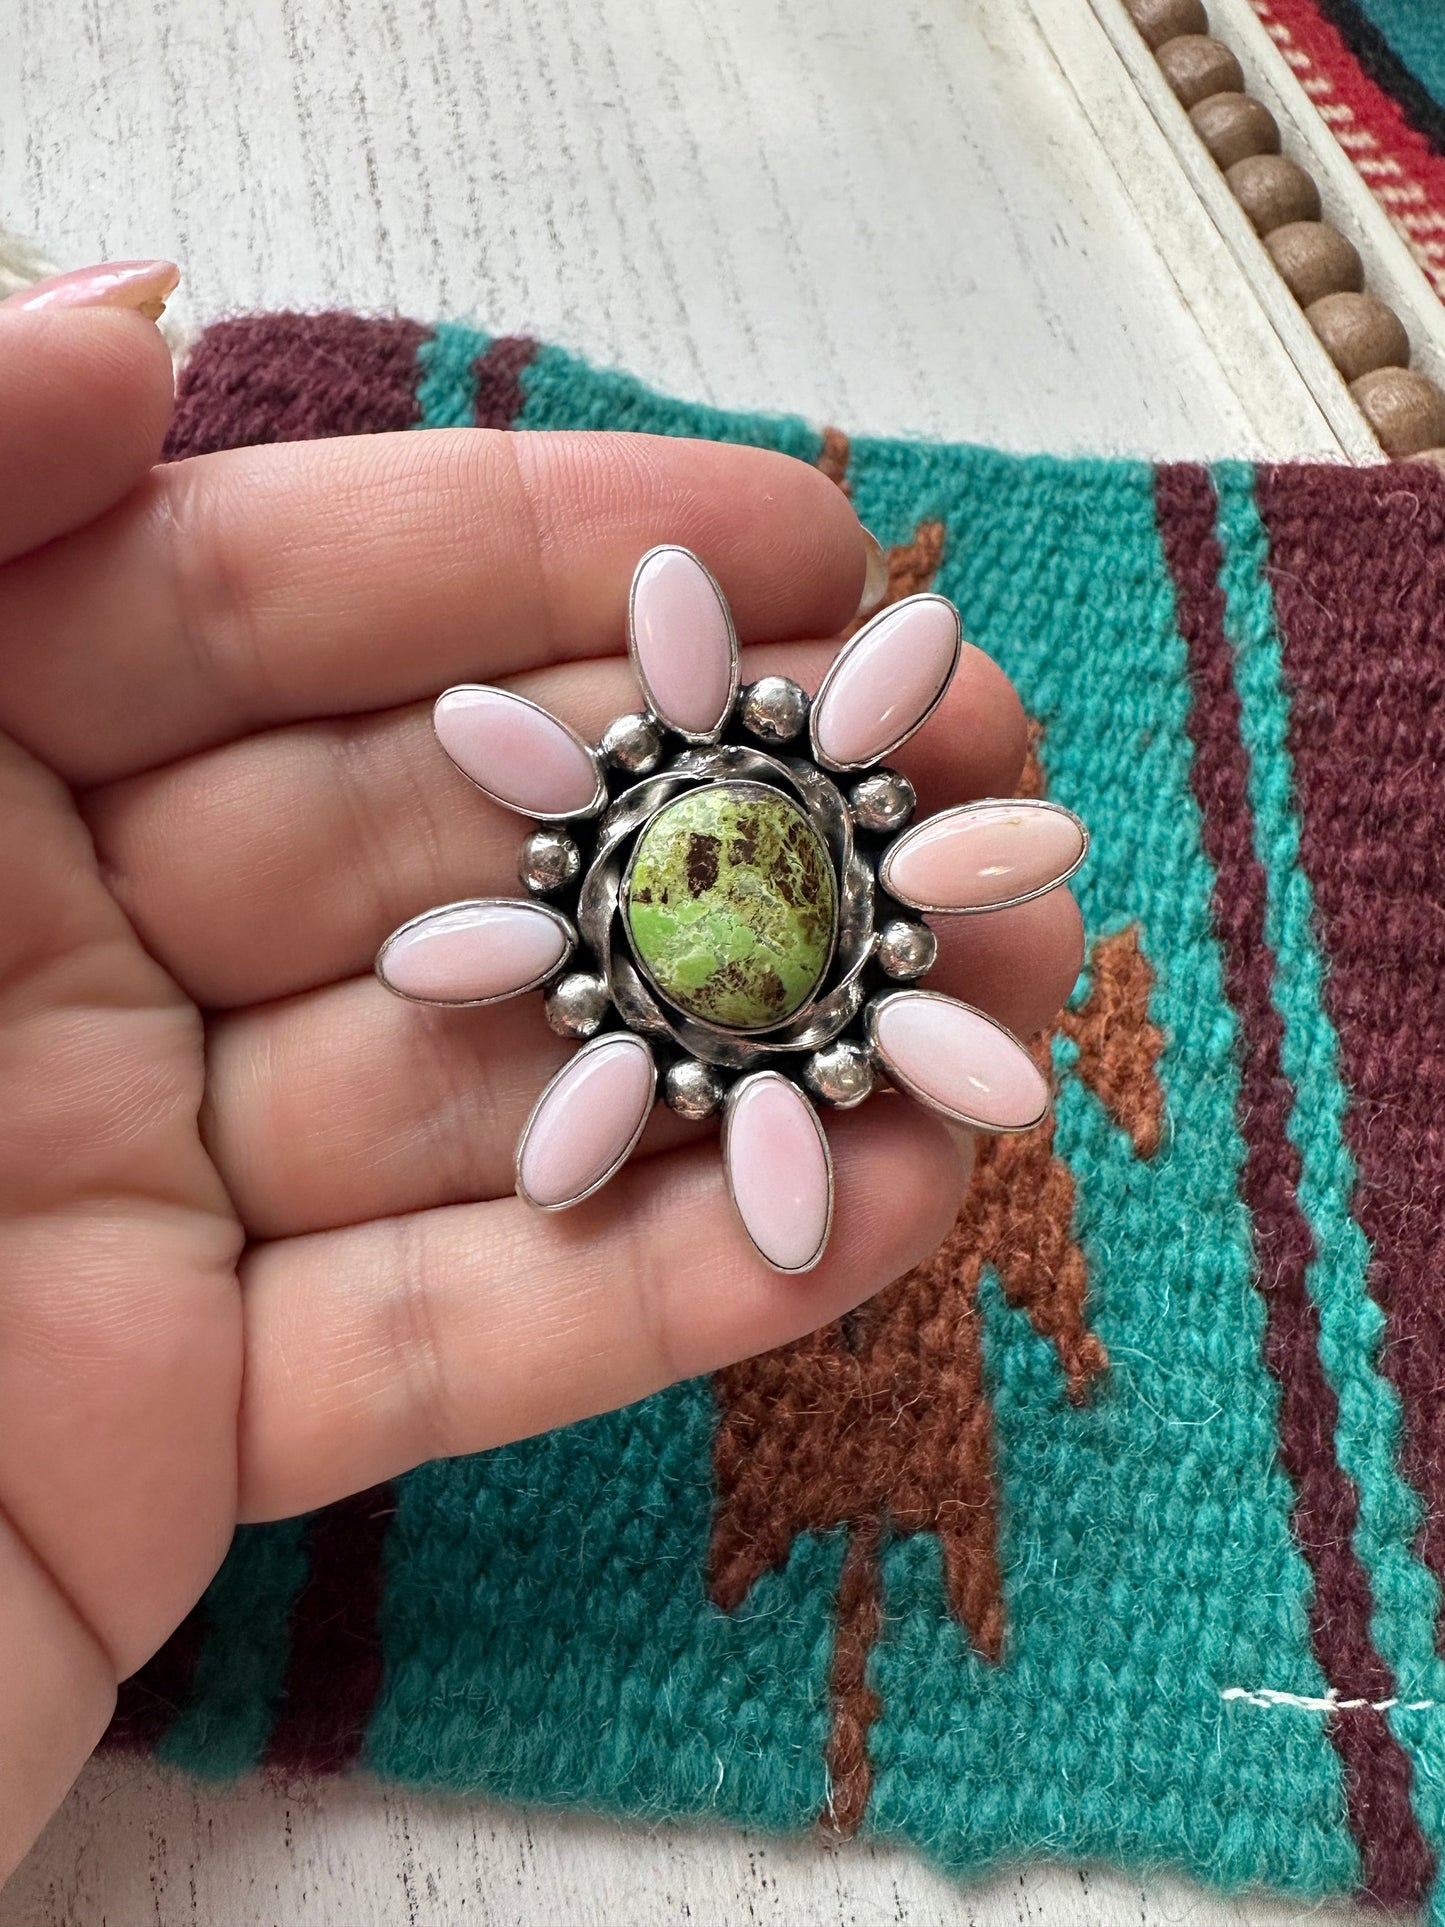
[575,745,876,1070]
[617,777,840,1037]
[377,550,1081,1274]
[435,685,609,822]
[374,898,577,1007]
[862,988,1052,1134]
[878,796,1090,916]
[627,545,741,746]
[720,1070,834,1274]
[808,593,963,774]
[514,1030,658,1210]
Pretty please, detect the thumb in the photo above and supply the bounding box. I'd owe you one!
[0,263,177,567]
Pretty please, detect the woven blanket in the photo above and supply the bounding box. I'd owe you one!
[106,313,1445,1921]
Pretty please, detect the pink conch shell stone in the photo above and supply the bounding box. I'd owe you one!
[517,1033,656,1208]
[378,900,570,1004]
[872,994,1049,1131]
[882,801,1085,912]
[810,594,961,769]
[434,687,600,817]
[630,548,736,737]
[725,1073,833,1273]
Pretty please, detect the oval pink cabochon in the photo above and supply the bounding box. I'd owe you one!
[726,1075,832,1271]
[434,687,600,817]
[884,802,1085,912]
[519,1034,655,1208]
[873,995,1048,1130]
[811,596,960,769]
[379,900,569,1003]
[631,548,735,736]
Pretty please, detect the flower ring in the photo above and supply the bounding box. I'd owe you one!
[376,548,1088,1272]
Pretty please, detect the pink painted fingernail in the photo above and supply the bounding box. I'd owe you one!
[0,259,180,319]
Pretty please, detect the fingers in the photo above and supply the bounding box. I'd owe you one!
[0,1507,115,1882]
[88,639,1026,1010]
[205,885,1080,1239]
[0,430,867,784]
[0,310,172,567]
[931,887,1085,1041]
[236,1099,969,1519]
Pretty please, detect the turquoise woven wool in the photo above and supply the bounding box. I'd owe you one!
[111,314,1445,1921]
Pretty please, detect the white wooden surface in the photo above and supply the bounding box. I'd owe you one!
[3,0,1348,455]
[0,0,1389,1921]
[8,1755,1371,1927]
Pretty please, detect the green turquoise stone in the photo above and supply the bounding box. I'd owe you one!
[624,782,836,1031]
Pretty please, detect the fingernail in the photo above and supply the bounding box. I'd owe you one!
[856,528,889,619]
[0,259,180,320]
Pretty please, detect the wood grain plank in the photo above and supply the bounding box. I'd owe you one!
[7,1755,1378,1927]
[0,0,1343,453]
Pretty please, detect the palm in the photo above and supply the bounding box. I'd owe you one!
[0,732,241,1676]
[0,308,1081,1877]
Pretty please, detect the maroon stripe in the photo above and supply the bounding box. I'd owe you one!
[1157,463,1432,1909]
[472,334,539,428]
[1255,462,1445,1637]
[264,1484,397,1775]
[165,313,429,458]
[103,1605,208,1751]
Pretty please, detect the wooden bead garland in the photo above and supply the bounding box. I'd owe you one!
[1188,93,1280,171]
[1264,222,1364,307]
[1225,155,1322,234]
[1305,292,1410,383]
[1350,368,1445,457]
[1121,0,1445,463]
[1126,0,1208,51]
[1156,34,1245,109]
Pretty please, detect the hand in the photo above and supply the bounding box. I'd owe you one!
[0,295,1082,1876]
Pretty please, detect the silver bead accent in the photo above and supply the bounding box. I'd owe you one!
[739,676,808,745]
[544,972,611,1038]
[598,710,664,774]
[876,918,937,981]
[803,1040,875,1109]
[663,1057,725,1120]
[519,827,582,896]
[849,769,916,834]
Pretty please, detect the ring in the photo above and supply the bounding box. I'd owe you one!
[376,547,1088,1272]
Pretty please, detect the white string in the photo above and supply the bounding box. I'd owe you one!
[1223,1687,1439,1713]
[0,225,59,300]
